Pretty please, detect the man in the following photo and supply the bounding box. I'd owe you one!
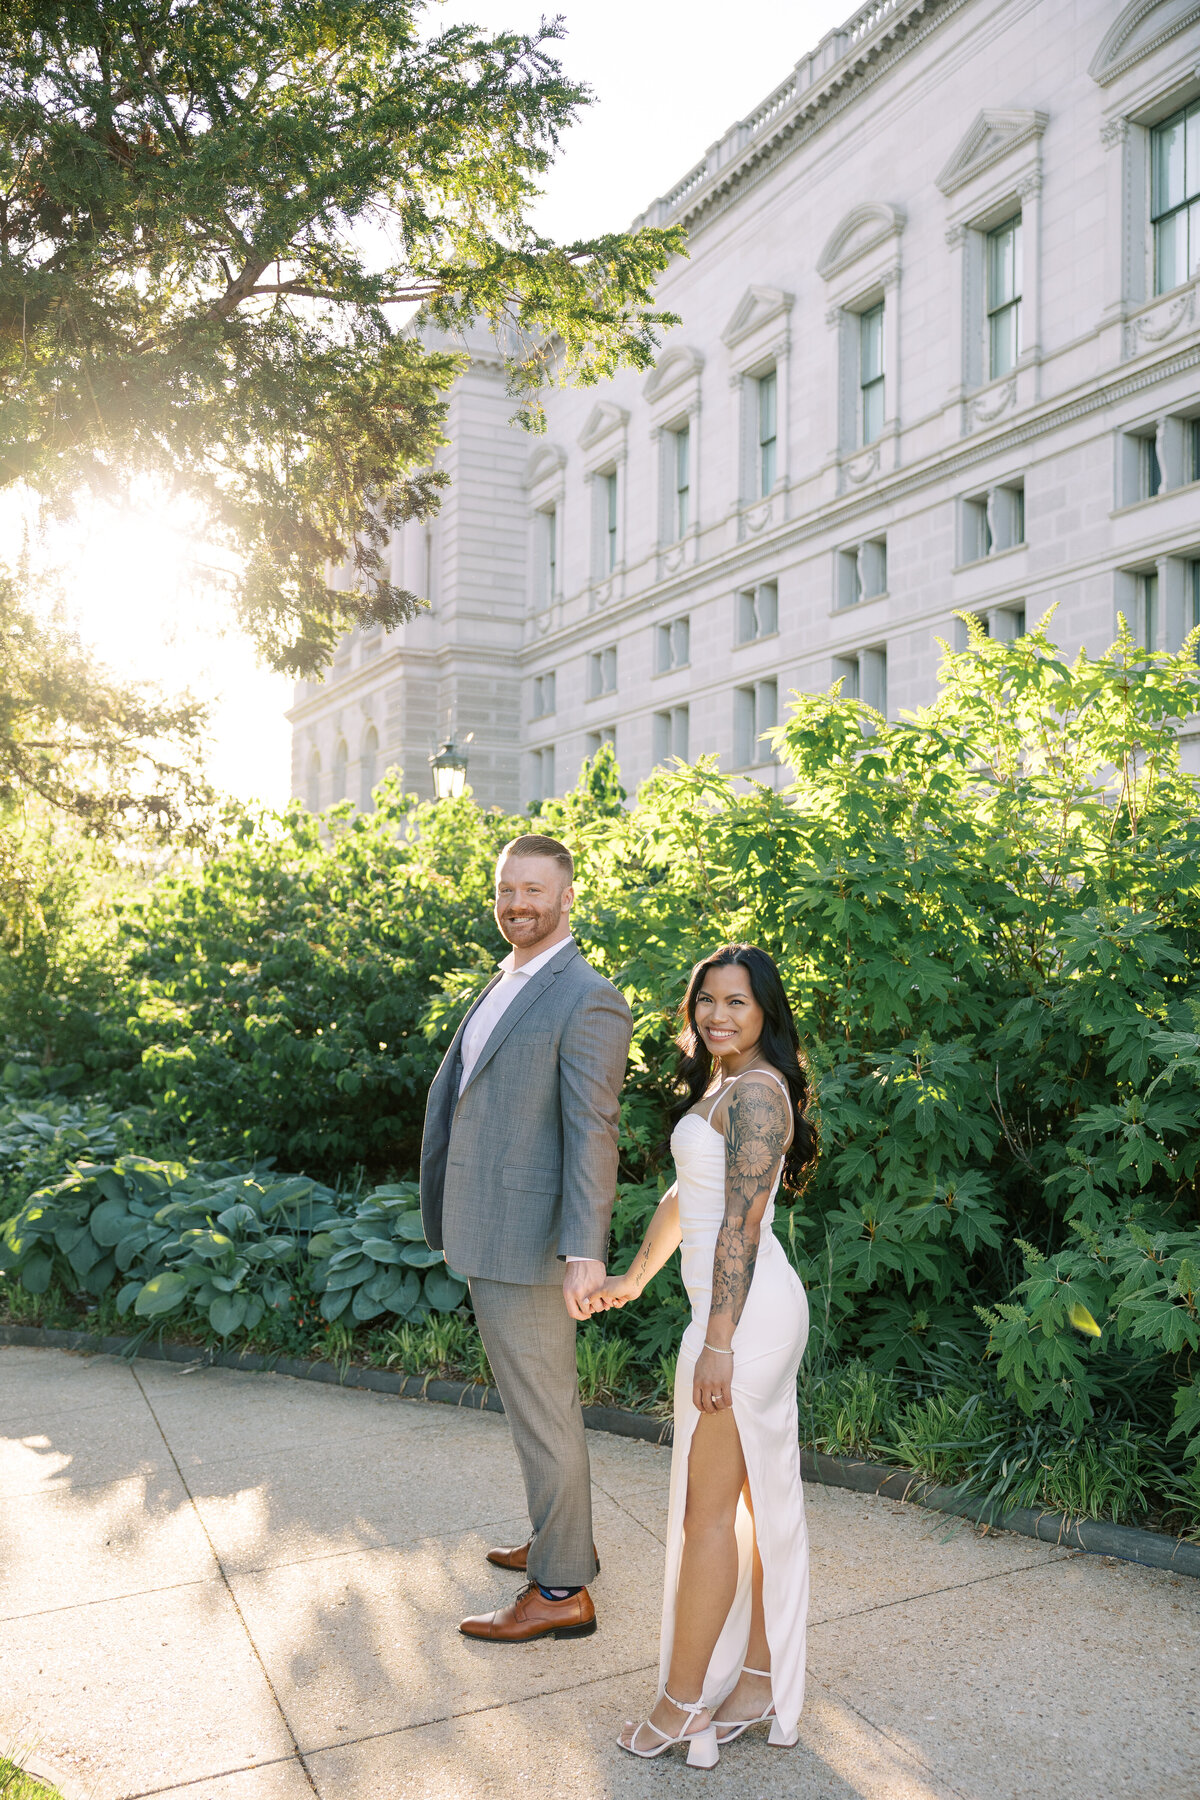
[420,832,631,1642]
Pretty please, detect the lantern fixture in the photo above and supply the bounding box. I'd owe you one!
[429,736,469,802]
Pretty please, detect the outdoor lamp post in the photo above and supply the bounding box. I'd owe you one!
[429,736,469,802]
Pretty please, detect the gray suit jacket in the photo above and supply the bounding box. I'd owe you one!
[419,941,632,1285]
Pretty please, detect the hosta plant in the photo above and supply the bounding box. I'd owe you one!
[0,1161,464,1336]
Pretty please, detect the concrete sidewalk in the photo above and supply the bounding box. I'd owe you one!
[1,1347,1197,1800]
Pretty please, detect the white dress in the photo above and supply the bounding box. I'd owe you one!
[657,1068,811,1740]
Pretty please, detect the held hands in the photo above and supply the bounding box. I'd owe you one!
[692,1343,734,1414]
[562,1259,608,1320]
[593,1269,641,1311]
[561,1261,642,1319]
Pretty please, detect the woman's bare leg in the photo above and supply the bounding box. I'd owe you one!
[713,1478,773,1731]
[618,1407,746,1752]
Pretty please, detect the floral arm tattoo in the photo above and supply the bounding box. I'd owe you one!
[710,1080,790,1333]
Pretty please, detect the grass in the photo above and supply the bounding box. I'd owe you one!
[0,1754,64,1800]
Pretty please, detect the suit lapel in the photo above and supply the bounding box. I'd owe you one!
[436,972,503,1100]
[458,941,578,1098]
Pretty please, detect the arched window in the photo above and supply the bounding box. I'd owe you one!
[306,749,321,813]
[360,724,379,812]
[332,739,348,802]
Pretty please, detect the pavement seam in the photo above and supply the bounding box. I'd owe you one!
[104,1661,665,1796]
[589,1475,667,1547]
[297,1659,662,1759]
[807,1545,1073,1630]
[115,1752,308,1799]
[0,1573,219,1625]
[128,1363,322,1799]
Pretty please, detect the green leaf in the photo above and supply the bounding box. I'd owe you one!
[423,1267,468,1312]
[19,1250,53,1295]
[134,1270,192,1317]
[88,1197,134,1247]
[209,1293,247,1336]
[400,1244,443,1269]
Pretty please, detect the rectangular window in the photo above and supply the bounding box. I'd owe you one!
[835,649,887,717]
[962,483,1024,560]
[733,680,777,767]
[833,655,860,699]
[532,671,556,718]
[757,370,777,496]
[987,215,1023,380]
[654,705,690,764]
[1190,418,1200,483]
[1190,559,1200,656]
[656,614,690,672]
[859,304,885,445]
[586,727,616,760]
[588,645,617,698]
[530,746,556,802]
[603,471,619,572]
[1138,570,1159,651]
[1143,433,1162,499]
[673,424,691,538]
[545,505,557,599]
[837,539,887,606]
[736,581,778,643]
[1152,100,1200,295]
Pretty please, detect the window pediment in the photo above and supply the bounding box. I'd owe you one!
[643,345,705,404]
[524,443,567,488]
[577,402,630,453]
[721,286,793,351]
[936,111,1049,196]
[1089,0,1200,85]
[817,203,906,281]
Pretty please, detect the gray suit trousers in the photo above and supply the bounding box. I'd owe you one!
[469,1277,597,1588]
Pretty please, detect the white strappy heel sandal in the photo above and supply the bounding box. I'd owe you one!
[617,1690,720,1767]
[713,1666,799,1748]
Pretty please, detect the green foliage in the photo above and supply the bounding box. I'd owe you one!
[0,1149,461,1338]
[93,775,526,1172]
[572,619,1200,1480]
[0,2,682,671]
[0,1065,151,1215]
[6,623,1200,1533]
[0,1752,64,1800]
[802,1358,897,1459]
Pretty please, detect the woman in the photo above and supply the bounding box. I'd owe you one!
[598,944,817,1768]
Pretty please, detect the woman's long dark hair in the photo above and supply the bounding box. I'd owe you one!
[673,943,818,1197]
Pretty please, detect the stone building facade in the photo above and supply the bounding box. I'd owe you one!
[288,0,1200,812]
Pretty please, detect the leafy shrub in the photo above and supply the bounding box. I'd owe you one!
[5,624,1200,1532]
[0,1159,462,1338]
[0,1068,153,1216]
[95,779,527,1175]
[308,1183,466,1323]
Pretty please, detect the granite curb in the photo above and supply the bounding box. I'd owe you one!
[4,1321,1199,1580]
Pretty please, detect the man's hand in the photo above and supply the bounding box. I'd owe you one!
[563,1259,607,1321]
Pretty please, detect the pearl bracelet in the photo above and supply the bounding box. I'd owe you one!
[703,1342,734,1355]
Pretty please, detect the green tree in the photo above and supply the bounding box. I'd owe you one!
[0,0,682,673]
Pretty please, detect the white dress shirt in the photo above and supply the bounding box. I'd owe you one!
[458,935,574,1097]
[457,934,595,1267]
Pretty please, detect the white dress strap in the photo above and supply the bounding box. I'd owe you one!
[702,1066,793,1147]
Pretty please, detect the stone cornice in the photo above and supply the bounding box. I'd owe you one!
[634,0,969,242]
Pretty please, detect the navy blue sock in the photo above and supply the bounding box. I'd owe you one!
[536,1583,582,1601]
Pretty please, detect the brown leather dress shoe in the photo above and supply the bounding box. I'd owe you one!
[460,1581,596,1642]
[486,1538,600,1575]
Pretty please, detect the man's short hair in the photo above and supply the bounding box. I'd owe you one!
[497,834,574,882]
